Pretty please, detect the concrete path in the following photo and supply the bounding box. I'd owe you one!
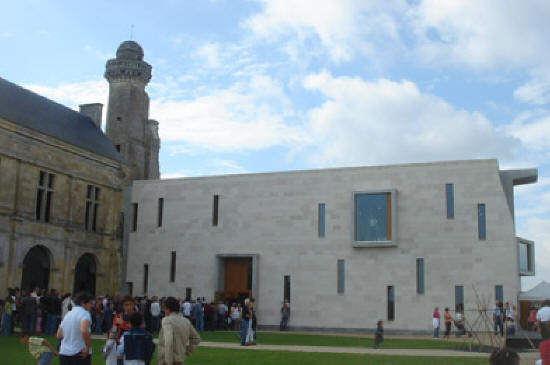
[199,341,540,364]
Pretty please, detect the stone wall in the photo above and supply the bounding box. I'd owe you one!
[0,117,130,296]
[125,159,530,331]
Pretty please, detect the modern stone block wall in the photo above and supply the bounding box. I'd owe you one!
[126,159,529,331]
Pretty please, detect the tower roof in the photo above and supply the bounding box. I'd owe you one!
[116,40,144,61]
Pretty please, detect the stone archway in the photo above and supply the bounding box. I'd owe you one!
[21,245,51,293]
[73,253,97,296]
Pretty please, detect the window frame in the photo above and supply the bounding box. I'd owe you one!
[352,189,397,247]
[518,237,535,276]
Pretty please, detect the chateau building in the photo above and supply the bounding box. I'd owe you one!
[0,40,159,296]
[125,159,537,331]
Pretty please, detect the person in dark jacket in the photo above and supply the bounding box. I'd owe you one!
[116,312,155,364]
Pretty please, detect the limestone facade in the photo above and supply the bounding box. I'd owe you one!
[125,159,537,331]
[0,99,130,297]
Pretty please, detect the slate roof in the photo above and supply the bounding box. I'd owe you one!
[0,77,123,163]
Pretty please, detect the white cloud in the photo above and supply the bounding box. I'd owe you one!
[245,0,405,63]
[151,75,309,151]
[410,0,550,70]
[506,110,550,151]
[514,68,550,105]
[302,71,520,167]
[194,43,222,68]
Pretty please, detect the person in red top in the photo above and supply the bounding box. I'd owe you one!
[108,296,134,365]
[433,307,440,339]
[529,308,538,331]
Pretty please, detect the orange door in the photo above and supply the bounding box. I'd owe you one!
[224,259,251,300]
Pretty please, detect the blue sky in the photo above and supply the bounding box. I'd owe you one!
[2,0,549,290]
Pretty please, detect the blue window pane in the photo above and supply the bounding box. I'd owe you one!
[478,204,486,240]
[455,285,464,311]
[337,259,345,294]
[495,285,503,302]
[355,193,389,241]
[416,258,424,294]
[446,184,454,218]
[318,203,325,237]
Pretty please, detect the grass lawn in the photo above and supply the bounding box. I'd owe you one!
[0,335,486,365]
[199,330,471,350]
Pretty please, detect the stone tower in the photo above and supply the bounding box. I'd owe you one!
[104,40,160,180]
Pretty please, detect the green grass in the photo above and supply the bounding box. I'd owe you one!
[0,335,486,365]
[199,330,471,350]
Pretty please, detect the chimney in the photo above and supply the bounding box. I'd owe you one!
[79,103,103,129]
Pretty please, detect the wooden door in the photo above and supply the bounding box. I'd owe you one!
[224,258,251,300]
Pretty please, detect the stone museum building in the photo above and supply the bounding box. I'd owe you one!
[125,159,537,331]
[0,40,539,332]
[0,40,159,296]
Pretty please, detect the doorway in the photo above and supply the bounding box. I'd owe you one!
[21,245,51,292]
[216,254,258,305]
[73,253,97,296]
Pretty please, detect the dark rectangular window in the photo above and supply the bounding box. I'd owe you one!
[478,204,486,240]
[212,194,219,226]
[36,171,54,223]
[85,185,100,232]
[185,287,192,301]
[387,286,395,321]
[455,285,464,311]
[115,144,121,152]
[337,259,345,294]
[416,258,424,294]
[132,203,138,232]
[284,275,291,302]
[318,203,325,237]
[158,198,164,227]
[446,183,454,218]
[170,251,176,282]
[495,285,503,303]
[143,264,149,294]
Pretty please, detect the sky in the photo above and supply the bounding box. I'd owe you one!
[1,0,549,291]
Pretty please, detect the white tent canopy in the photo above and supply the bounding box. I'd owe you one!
[520,281,550,301]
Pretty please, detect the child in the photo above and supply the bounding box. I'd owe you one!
[19,333,57,365]
[116,311,155,364]
[374,320,384,349]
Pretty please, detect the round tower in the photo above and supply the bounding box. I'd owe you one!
[105,40,159,180]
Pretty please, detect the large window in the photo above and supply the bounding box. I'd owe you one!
[36,171,54,223]
[518,238,535,276]
[85,185,100,232]
[354,190,396,246]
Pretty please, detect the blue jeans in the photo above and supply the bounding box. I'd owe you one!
[94,315,103,333]
[38,351,54,365]
[23,313,36,333]
[494,318,503,336]
[433,326,439,338]
[194,316,204,331]
[45,314,58,334]
[280,316,289,331]
[1,313,11,335]
[152,316,160,332]
[240,319,249,345]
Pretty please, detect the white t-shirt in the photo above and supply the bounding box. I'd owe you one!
[150,302,161,317]
[183,302,191,316]
[232,308,240,320]
[59,306,92,356]
[536,306,550,322]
